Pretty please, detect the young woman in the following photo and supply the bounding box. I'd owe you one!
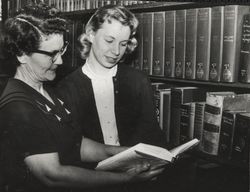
[57,5,166,149]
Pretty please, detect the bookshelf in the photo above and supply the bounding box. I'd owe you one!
[1,1,249,192]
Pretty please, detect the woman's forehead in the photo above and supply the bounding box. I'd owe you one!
[39,34,64,50]
[98,20,131,38]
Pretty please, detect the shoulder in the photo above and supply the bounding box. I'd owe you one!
[57,67,90,88]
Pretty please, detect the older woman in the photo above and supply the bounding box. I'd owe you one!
[57,5,166,149]
[0,3,164,192]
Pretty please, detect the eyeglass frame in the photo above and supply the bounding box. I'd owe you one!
[31,41,69,63]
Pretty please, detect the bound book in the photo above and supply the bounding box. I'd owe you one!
[239,13,250,83]
[152,11,165,76]
[175,9,186,79]
[95,139,199,172]
[221,5,250,82]
[195,7,211,81]
[185,8,198,79]
[209,6,224,82]
[164,10,176,77]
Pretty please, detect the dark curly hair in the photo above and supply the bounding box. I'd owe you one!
[3,2,68,70]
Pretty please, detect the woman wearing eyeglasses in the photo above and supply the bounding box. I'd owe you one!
[0,3,164,192]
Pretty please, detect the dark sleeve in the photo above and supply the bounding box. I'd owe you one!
[2,101,57,156]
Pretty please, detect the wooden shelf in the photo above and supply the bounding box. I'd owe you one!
[149,76,250,91]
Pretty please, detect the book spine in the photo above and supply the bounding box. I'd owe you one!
[239,14,250,83]
[218,111,237,159]
[221,5,250,82]
[201,95,224,155]
[134,13,144,71]
[152,12,165,76]
[142,12,154,75]
[195,7,211,81]
[170,88,183,146]
[174,9,186,79]
[180,103,190,144]
[164,10,176,78]
[193,102,205,149]
[180,103,195,144]
[231,113,250,165]
[185,9,198,80]
[209,6,224,82]
[153,89,161,124]
[161,91,172,143]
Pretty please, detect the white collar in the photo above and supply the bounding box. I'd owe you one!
[82,59,117,80]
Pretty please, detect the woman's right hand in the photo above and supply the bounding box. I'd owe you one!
[125,162,165,182]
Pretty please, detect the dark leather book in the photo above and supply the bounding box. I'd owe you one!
[174,9,186,79]
[185,8,198,80]
[209,6,224,82]
[195,7,212,81]
[218,110,246,159]
[231,112,250,165]
[152,12,165,76]
[221,5,250,82]
[164,10,176,78]
[170,87,206,147]
[180,102,196,144]
[239,14,250,83]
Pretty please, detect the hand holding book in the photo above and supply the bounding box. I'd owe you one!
[96,139,199,172]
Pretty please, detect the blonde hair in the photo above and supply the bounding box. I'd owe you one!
[78,5,138,59]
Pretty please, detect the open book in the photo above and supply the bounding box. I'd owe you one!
[96,138,199,171]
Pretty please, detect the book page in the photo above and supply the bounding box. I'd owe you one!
[169,138,199,157]
[96,143,171,171]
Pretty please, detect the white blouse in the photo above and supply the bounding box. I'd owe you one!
[82,61,120,146]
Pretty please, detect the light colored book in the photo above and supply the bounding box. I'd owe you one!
[95,139,199,172]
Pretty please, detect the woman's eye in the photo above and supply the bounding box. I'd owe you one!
[120,42,128,47]
[105,39,113,43]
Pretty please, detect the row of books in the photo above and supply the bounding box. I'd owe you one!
[132,5,250,83]
[152,83,250,165]
[6,0,154,17]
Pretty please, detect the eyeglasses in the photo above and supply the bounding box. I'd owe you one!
[31,41,69,63]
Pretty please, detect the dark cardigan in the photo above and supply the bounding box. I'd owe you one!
[56,64,166,147]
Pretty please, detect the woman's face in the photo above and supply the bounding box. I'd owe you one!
[89,19,131,69]
[24,34,65,82]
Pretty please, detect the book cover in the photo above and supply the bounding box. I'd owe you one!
[164,10,176,78]
[195,7,212,81]
[180,102,196,144]
[231,112,250,165]
[142,12,154,75]
[201,93,250,155]
[209,6,224,82]
[134,13,144,71]
[152,12,165,76]
[239,14,250,83]
[170,87,206,147]
[95,139,199,172]
[185,8,198,79]
[218,110,246,159]
[221,5,250,82]
[174,9,186,79]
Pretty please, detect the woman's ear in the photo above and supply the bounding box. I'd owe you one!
[86,28,95,43]
[16,54,28,64]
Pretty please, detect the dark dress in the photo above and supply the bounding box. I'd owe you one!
[56,64,166,147]
[0,79,83,192]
